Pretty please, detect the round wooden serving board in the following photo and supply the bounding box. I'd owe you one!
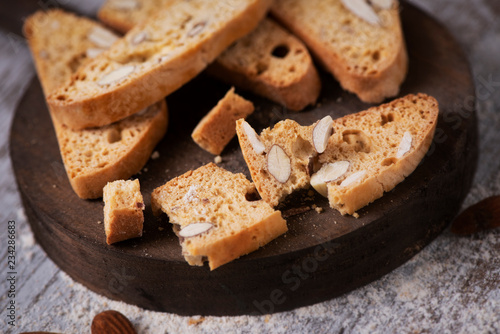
[10,3,478,316]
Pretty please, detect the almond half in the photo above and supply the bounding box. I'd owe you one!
[396,131,413,158]
[370,0,394,10]
[131,31,148,45]
[341,0,380,25]
[267,145,291,183]
[313,115,334,154]
[88,26,118,48]
[311,161,350,197]
[340,170,367,188]
[86,48,105,59]
[110,0,140,10]
[98,65,135,86]
[242,121,265,154]
[179,222,214,238]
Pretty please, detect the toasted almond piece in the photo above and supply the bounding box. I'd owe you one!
[310,161,350,197]
[396,131,412,158]
[110,0,139,10]
[88,26,118,48]
[370,0,394,9]
[242,120,265,154]
[131,31,148,45]
[86,48,105,58]
[188,21,207,38]
[267,145,291,183]
[340,0,380,25]
[98,65,135,86]
[313,115,334,153]
[179,222,214,238]
[340,170,367,187]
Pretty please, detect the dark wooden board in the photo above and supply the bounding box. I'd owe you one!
[10,2,477,316]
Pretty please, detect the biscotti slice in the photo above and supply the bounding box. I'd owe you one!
[236,119,316,207]
[314,93,439,216]
[207,18,321,111]
[151,163,287,270]
[192,87,254,155]
[271,0,408,104]
[47,0,273,130]
[24,10,168,199]
[98,0,172,33]
[99,1,321,111]
[103,179,145,244]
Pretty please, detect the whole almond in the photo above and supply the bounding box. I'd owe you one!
[451,195,500,235]
[91,310,136,334]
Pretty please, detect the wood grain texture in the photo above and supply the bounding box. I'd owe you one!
[9,3,477,316]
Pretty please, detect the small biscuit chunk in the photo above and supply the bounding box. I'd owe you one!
[236,119,315,207]
[151,163,287,270]
[192,87,254,155]
[103,179,145,244]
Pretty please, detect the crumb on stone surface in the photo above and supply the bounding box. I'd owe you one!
[188,316,205,326]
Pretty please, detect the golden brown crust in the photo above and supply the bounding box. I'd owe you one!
[197,211,287,270]
[47,0,274,130]
[59,102,168,199]
[324,93,439,215]
[192,87,254,155]
[271,0,408,104]
[207,18,321,111]
[24,9,168,199]
[151,163,287,270]
[103,179,145,244]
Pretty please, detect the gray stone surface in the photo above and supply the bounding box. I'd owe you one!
[1,1,499,333]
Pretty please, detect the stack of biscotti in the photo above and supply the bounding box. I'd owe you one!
[46,0,274,130]
[271,0,408,103]
[98,0,321,111]
[151,163,287,270]
[24,9,168,199]
[237,94,439,216]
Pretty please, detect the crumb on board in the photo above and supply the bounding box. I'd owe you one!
[214,155,222,164]
[158,227,164,231]
[97,220,102,224]
[151,151,160,160]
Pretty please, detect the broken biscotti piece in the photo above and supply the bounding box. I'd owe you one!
[23,9,168,199]
[236,119,317,207]
[315,93,439,215]
[271,0,407,103]
[151,163,287,270]
[47,0,273,130]
[192,87,255,155]
[98,2,320,111]
[103,179,145,244]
